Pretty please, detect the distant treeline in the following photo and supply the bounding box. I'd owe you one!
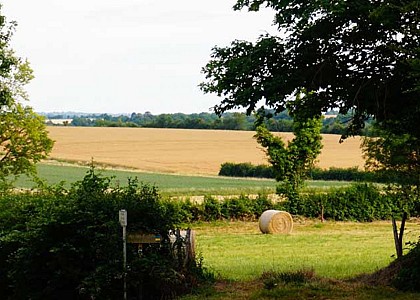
[45,110,373,135]
[218,162,396,183]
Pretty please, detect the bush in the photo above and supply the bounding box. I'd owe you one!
[0,168,209,300]
[219,162,395,183]
[309,167,372,181]
[219,162,274,178]
[284,183,410,221]
[171,184,419,223]
[199,194,280,221]
[393,240,420,292]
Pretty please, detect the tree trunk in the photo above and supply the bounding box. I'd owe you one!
[392,212,408,259]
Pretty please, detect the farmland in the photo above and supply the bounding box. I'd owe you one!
[9,127,420,299]
[46,127,365,176]
[17,163,352,194]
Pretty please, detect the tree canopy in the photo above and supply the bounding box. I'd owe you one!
[200,0,420,138]
[0,6,53,186]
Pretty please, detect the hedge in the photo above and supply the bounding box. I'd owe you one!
[219,162,393,183]
[0,169,210,300]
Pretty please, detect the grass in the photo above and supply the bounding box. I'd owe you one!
[192,220,420,281]
[182,220,420,299]
[181,279,420,300]
[15,163,352,195]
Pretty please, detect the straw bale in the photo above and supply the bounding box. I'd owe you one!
[259,210,293,234]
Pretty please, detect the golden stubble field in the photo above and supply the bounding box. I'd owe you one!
[47,127,365,176]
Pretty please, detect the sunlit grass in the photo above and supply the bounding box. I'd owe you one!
[192,220,420,281]
[15,163,352,195]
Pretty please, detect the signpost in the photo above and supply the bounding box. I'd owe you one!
[119,209,127,300]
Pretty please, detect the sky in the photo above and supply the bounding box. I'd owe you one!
[2,0,276,114]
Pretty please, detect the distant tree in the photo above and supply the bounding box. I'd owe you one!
[0,7,53,187]
[221,112,248,130]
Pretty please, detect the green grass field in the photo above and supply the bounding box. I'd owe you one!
[193,221,420,280]
[182,220,420,300]
[15,163,351,195]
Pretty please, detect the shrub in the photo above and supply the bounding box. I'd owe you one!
[219,162,274,178]
[219,162,396,183]
[0,168,209,300]
[393,240,420,292]
[284,183,410,221]
[203,196,222,221]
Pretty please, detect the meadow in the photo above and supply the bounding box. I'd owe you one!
[183,220,420,300]
[193,221,420,280]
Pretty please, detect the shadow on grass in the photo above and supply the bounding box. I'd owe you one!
[181,268,420,300]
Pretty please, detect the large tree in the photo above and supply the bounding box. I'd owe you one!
[0,5,53,186]
[200,0,419,139]
[201,0,420,270]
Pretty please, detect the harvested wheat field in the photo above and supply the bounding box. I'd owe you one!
[46,127,365,175]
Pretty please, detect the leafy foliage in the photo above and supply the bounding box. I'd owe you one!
[174,185,420,223]
[219,162,275,178]
[363,127,420,188]
[393,239,420,292]
[254,105,323,192]
[66,110,372,135]
[0,6,53,187]
[0,168,210,299]
[284,183,420,222]
[201,1,419,138]
[219,162,397,183]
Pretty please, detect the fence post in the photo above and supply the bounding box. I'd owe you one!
[119,210,128,300]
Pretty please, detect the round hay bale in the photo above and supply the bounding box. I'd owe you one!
[258,210,293,234]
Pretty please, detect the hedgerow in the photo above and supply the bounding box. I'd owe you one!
[0,168,211,300]
[219,162,394,183]
[172,184,419,222]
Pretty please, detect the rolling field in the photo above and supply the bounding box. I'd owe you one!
[17,163,352,194]
[46,127,365,175]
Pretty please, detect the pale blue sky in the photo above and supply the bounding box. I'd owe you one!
[3,0,275,114]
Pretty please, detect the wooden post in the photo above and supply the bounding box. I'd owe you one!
[185,229,196,264]
[119,210,128,300]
